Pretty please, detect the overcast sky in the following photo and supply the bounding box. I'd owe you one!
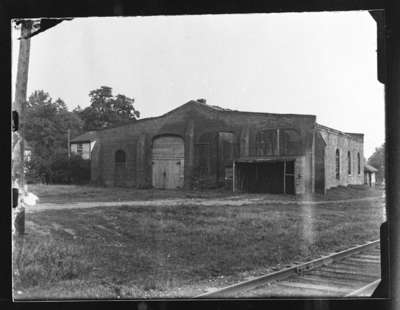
[12,12,384,158]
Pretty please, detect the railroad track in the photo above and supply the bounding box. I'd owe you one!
[197,240,381,298]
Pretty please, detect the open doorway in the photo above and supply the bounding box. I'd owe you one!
[235,160,295,194]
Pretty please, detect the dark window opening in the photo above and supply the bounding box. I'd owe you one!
[336,149,340,180]
[115,149,126,164]
[348,151,352,175]
[357,152,361,175]
[114,149,127,187]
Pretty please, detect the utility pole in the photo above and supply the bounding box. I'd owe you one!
[12,19,32,286]
[12,18,71,234]
[12,20,32,236]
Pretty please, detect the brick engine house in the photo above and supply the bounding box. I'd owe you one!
[72,99,365,194]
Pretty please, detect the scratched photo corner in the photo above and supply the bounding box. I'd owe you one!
[11,11,386,300]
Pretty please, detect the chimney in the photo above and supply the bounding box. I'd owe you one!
[197,98,206,104]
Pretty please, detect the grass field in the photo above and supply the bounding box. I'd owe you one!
[28,183,384,204]
[27,184,233,204]
[13,185,385,299]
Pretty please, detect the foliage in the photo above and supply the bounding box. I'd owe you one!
[367,143,385,183]
[74,86,140,131]
[24,90,85,183]
[23,87,139,184]
[51,154,91,184]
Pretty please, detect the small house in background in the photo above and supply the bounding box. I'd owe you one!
[364,164,378,187]
[70,131,97,160]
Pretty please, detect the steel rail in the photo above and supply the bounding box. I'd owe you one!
[345,279,381,297]
[196,239,380,298]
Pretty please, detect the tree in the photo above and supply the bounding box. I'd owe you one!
[75,86,140,131]
[24,90,84,183]
[368,143,385,183]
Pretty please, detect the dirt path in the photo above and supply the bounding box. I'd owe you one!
[25,195,385,213]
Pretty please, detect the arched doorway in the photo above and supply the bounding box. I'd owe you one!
[152,136,184,189]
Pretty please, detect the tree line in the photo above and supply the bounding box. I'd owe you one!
[367,143,385,184]
[24,86,140,184]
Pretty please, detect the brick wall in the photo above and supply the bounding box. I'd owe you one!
[91,101,317,190]
[90,139,102,184]
[295,156,306,194]
[314,131,326,193]
[100,140,137,187]
[317,126,364,190]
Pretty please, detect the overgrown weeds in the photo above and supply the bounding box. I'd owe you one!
[14,236,91,288]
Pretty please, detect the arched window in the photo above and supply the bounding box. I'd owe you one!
[255,129,277,156]
[347,151,351,175]
[115,150,126,164]
[357,152,361,175]
[335,149,340,180]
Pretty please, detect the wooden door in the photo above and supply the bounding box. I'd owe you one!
[152,136,184,189]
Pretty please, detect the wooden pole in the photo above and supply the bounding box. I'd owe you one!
[12,20,32,236]
[12,20,32,287]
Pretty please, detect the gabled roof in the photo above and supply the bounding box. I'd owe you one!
[95,99,316,132]
[192,100,315,118]
[71,131,97,143]
[364,164,378,172]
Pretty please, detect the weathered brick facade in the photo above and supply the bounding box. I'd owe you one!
[88,100,364,194]
[316,125,364,192]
